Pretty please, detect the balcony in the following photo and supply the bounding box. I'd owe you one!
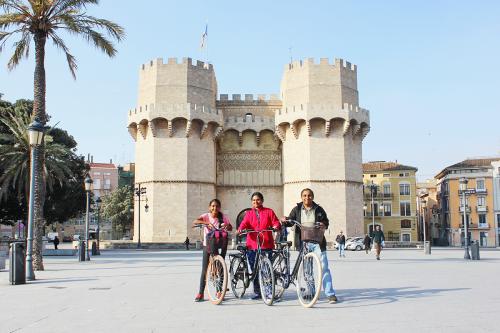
[475,188,487,194]
[476,206,488,213]
[460,223,490,230]
[363,193,393,200]
[458,206,471,213]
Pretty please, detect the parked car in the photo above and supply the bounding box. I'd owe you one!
[334,237,353,250]
[345,237,365,251]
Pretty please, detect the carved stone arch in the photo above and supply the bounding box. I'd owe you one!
[292,119,307,139]
[328,117,345,137]
[189,118,205,139]
[349,119,360,137]
[358,122,370,140]
[138,119,149,139]
[150,117,169,138]
[241,129,258,148]
[207,121,223,141]
[171,117,188,138]
[128,122,138,141]
[259,129,280,150]
[308,117,326,138]
[219,129,239,150]
[276,122,290,142]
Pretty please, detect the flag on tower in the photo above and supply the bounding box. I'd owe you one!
[200,24,208,49]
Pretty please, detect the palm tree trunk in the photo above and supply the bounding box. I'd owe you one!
[32,32,47,271]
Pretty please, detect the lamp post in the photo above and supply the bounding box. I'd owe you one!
[365,181,378,236]
[135,184,147,249]
[26,121,46,281]
[459,178,471,259]
[95,197,102,255]
[84,176,93,261]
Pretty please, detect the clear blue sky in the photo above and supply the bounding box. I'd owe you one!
[1,0,499,180]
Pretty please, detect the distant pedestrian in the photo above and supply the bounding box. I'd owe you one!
[184,237,190,250]
[363,234,371,254]
[53,236,60,250]
[336,231,346,257]
[372,225,385,260]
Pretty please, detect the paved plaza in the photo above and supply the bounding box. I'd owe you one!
[1,248,499,333]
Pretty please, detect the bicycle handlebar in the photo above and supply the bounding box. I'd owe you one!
[284,219,323,228]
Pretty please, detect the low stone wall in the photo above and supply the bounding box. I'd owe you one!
[99,241,193,250]
[43,249,77,256]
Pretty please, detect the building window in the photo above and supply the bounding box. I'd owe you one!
[461,214,470,225]
[399,183,410,196]
[497,214,500,228]
[370,174,377,178]
[460,196,469,207]
[477,196,485,207]
[94,172,101,176]
[478,214,486,224]
[401,233,411,242]
[383,183,391,197]
[383,173,390,177]
[382,203,392,216]
[94,178,101,189]
[399,173,404,177]
[401,219,412,228]
[476,179,485,191]
[400,201,411,216]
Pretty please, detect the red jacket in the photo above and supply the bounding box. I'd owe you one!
[238,207,281,250]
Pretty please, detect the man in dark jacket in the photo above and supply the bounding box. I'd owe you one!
[372,225,385,260]
[283,188,338,304]
[336,231,346,257]
[363,234,371,254]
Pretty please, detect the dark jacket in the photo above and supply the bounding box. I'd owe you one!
[336,234,346,244]
[286,201,329,251]
[372,230,385,243]
[363,235,371,247]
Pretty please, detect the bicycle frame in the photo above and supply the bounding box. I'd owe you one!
[235,229,274,285]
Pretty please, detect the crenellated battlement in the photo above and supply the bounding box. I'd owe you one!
[284,57,357,72]
[218,93,281,103]
[276,103,369,124]
[140,57,214,71]
[128,102,223,125]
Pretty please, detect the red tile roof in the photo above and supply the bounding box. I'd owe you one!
[363,161,418,173]
[90,163,116,169]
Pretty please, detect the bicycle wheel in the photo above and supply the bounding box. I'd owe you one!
[206,255,228,305]
[296,252,322,308]
[229,255,247,298]
[272,253,287,299]
[258,256,275,306]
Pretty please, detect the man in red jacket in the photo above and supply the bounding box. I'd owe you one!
[238,192,281,299]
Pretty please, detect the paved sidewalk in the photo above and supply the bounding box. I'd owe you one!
[0,248,498,333]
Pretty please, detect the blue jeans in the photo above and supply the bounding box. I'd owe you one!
[247,250,272,295]
[338,243,346,256]
[306,243,336,297]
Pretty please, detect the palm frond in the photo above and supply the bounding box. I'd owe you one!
[7,30,30,69]
[48,30,76,78]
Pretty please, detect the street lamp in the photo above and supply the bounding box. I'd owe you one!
[135,184,147,249]
[84,176,93,261]
[26,120,46,280]
[95,197,102,255]
[364,181,378,236]
[459,177,471,259]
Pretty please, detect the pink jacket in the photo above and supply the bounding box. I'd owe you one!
[238,207,281,250]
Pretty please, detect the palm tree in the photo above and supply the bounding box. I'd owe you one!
[0,0,124,270]
[0,103,76,203]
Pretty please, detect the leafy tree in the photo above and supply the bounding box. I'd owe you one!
[101,186,133,238]
[0,99,87,229]
[0,0,124,270]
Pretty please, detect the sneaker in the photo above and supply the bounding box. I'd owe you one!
[194,293,204,302]
[328,295,338,304]
[251,294,262,300]
[376,256,380,260]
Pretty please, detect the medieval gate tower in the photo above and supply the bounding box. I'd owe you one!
[127,57,370,245]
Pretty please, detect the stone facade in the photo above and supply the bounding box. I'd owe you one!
[127,57,370,244]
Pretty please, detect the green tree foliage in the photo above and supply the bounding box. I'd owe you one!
[0,0,124,270]
[0,98,87,225]
[101,186,133,235]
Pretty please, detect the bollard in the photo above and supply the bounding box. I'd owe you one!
[470,241,480,260]
[9,242,26,285]
[424,241,431,255]
[195,240,201,250]
[78,240,86,261]
[91,241,97,255]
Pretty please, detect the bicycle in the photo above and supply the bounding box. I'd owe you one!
[229,228,276,306]
[272,220,324,308]
[193,223,228,305]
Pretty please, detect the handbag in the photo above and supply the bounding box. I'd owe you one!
[206,229,228,255]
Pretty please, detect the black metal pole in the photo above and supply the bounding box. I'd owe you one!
[96,203,100,255]
[137,184,141,249]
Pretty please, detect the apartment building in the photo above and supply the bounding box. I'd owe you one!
[435,158,500,247]
[89,162,119,199]
[363,161,418,243]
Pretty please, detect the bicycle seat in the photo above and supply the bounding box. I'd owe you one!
[277,241,292,247]
[236,245,247,252]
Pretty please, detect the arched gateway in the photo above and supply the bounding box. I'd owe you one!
[127,57,370,246]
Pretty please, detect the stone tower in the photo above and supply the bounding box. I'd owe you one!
[276,58,370,242]
[127,58,222,242]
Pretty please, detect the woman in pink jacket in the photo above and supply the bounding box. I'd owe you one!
[238,192,281,299]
